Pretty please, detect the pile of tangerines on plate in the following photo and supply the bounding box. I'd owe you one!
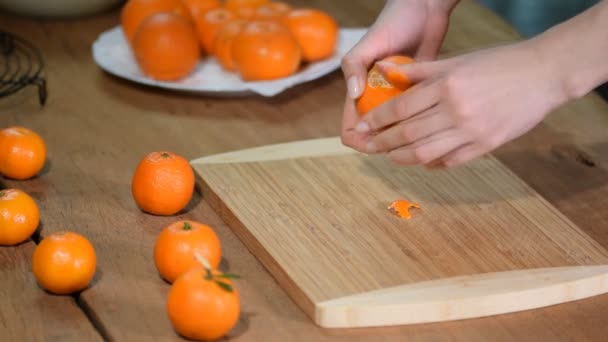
[0,127,238,341]
[121,0,339,81]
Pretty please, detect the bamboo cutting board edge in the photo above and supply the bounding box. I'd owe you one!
[192,137,608,328]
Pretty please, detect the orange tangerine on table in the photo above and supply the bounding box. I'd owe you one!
[194,7,236,53]
[32,231,97,295]
[131,151,195,216]
[232,20,301,81]
[121,0,191,42]
[254,1,291,20]
[0,126,46,180]
[132,12,201,81]
[282,8,338,62]
[181,0,221,18]
[356,55,415,116]
[0,189,39,246]
[212,19,247,71]
[154,220,222,283]
[167,259,240,341]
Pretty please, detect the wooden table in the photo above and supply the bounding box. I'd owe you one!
[2,1,608,341]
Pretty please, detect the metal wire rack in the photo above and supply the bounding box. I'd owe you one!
[0,30,47,105]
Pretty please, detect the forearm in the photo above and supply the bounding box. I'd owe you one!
[534,0,608,100]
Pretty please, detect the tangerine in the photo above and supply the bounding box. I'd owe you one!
[32,231,97,295]
[131,151,195,216]
[212,19,247,71]
[0,126,46,180]
[154,220,222,283]
[181,0,220,18]
[356,55,415,116]
[167,262,240,341]
[194,8,236,53]
[132,12,201,81]
[0,189,39,246]
[121,0,190,42]
[225,0,269,19]
[254,1,291,20]
[282,9,338,62]
[232,20,301,81]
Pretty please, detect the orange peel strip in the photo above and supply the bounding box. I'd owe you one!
[388,200,421,219]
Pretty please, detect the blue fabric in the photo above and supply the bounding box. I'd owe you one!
[478,0,606,99]
[478,0,598,37]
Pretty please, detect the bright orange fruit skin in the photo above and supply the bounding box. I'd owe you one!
[212,19,247,71]
[194,8,236,54]
[167,268,240,341]
[282,8,338,62]
[133,12,201,81]
[232,20,301,81]
[32,231,97,295]
[121,0,191,42]
[254,1,291,20]
[225,0,270,20]
[181,0,220,18]
[154,220,222,283]
[131,151,195,216]
[0,126,46,180]
[356,55,415,116]
[0,189,39,246]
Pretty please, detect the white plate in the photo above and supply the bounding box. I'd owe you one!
[92,26,367,97]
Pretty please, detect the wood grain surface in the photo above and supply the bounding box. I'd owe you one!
[0,242,102,341]
[2,0,608,341]
[194,138,608,326]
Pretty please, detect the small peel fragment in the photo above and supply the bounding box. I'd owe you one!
[388,200,420,219]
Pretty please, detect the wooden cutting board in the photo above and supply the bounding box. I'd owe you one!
[191,137,608,328]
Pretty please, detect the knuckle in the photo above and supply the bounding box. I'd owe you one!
[400,125,415,143]
[413,148,430,164]
[476,134,498,150]
[387,151,406,165]
[394,96,410,121]
[340,135,355,148]
[484,134,502,150]
[340,53,359,73]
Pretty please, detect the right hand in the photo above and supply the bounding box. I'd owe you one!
[341,0,458,149]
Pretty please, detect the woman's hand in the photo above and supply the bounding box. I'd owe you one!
[340,0,459,149]
[352,39,570,167]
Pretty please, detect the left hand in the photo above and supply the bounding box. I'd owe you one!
[351,40,570,168]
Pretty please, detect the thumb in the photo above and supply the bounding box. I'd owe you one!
[341,44,378,100]
[375,59,452,86]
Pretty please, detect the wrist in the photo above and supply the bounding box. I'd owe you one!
[535,1,608,100]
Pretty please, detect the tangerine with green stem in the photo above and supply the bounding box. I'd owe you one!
[167,253,240,340]
[154,220,222,283]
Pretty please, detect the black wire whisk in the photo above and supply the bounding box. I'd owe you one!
[0,31,47,106]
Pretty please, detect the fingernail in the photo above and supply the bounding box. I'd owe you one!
[366,141,377,153]
[355,121,370,133]
[347,76,362,99]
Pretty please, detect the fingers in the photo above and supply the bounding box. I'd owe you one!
[415,13,450,61]
[375,60,439,84]
[435,143,489,167]
[340,95,370,151]
[366,106,453,153]
[387,129,469,166]
[341,39,379,100]
[355,79,441,133]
